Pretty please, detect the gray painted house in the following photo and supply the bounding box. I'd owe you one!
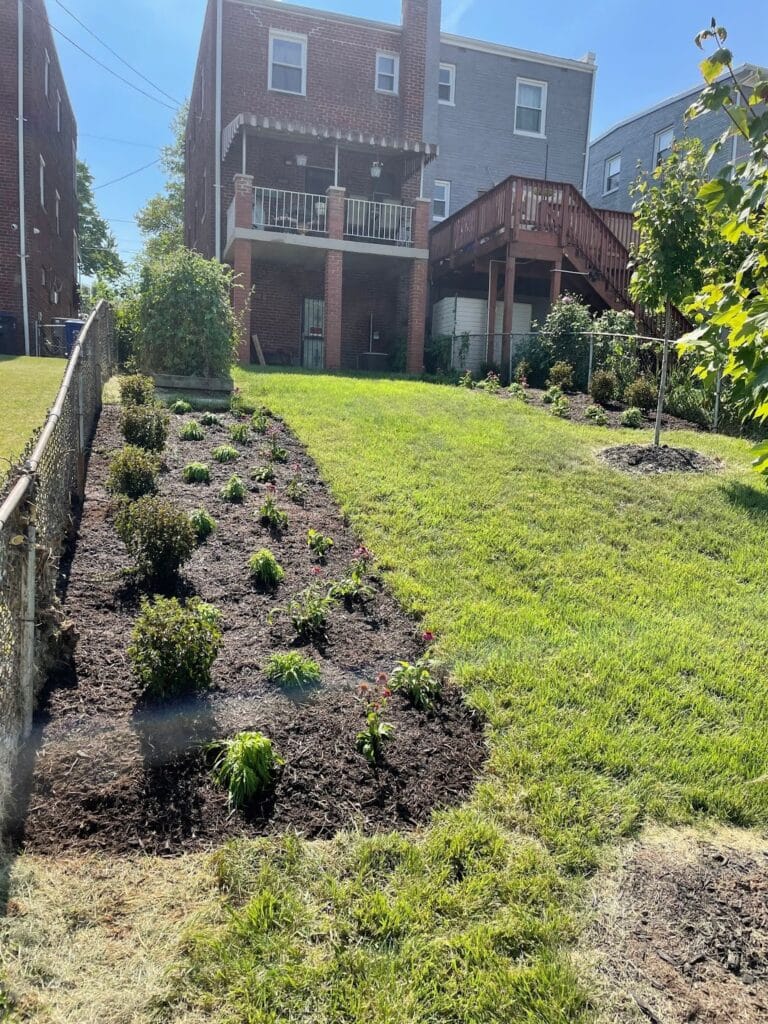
[585,64,762,213]
[427,35,596,224]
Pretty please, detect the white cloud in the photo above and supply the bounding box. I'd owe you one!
[442,0,477,33]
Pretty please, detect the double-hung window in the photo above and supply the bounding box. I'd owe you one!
[514,78,547,137]
[433,180,451,221]
[604,154,621,194]
[55,190,61,235]
[438,63,455,105]
[653,126,674,166]
[376,52,399,95]
[269,31,307,95]
[39,155,46,209]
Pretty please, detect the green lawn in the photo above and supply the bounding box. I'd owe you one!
[0,356,65,477]
[174,371,768,1022]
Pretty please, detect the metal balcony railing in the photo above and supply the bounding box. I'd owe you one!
[344,198,414,247]
[253,187,328,235]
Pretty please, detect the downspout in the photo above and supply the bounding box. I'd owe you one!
[17,0,30,355]
[214,0,223,261]
[581,60,597,196]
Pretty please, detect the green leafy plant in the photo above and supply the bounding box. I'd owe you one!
[129,596,222,699]
[507,382,529,402]
[200,412,221,427]
[210,732,282,808]
[356,683,394,764]
[329,563,374,607]
[542,385,562,405]
[189,508,216,542]
[121,404,169,452]
[271,587,332,643]
[259,491,288,532]
[251,411,269,434]
[212,444,239,464]
[180,420,205,441]
[589,370,618,405]
[476,371,501,394]
[170,399,193,415]
[251,464,277,484]
[115,496,197,579]
[106,445,158,500]
[514,359,531,385]
[458,370,474,389]
[307,528,334,562]
[547,361,575,392]
[624,376,658,412]
[286,475,307,504]
[585,405,609,426]
[550,396,571,419]
[231,392,257,417]
[248,548,285,589]
[182,461,211,484]
[620,407,644,429]
[119,374,155,407]
[538,294,594,390]
[229,422,250,444]
[265,652,321,688]
[265,429,288,464]
[220,474,246,503]
[389,658,443,710]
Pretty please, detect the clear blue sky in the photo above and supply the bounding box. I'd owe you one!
[52,0,767,266]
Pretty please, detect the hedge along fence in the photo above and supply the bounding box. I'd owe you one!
[0,301,114,828]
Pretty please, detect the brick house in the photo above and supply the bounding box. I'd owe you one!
[0,0,79,356]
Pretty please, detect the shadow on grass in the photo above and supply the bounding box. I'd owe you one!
[721,480,768,520]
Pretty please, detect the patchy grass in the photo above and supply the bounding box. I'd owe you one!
[153,369,768,1022]
[0,356,65,477]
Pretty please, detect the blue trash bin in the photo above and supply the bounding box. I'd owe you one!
[64,319,85,357]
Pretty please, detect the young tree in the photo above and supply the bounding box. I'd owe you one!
[681,22,768,470]
[136,103,187,262]
[629,138,719,444]
[77,160,125,281]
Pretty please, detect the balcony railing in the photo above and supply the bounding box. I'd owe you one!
[254,187,328,235]
[345,198,414,247]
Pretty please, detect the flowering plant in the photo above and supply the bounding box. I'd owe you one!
[355,679,394,764]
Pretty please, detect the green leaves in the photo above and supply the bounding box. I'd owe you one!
[699,48,732,84]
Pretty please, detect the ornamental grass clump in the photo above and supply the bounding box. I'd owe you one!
[119,374,156,407]
[200,412,221,427]
[106,445,158,500]
[212,444,239,464]
[210,732,282,808]
[115,495,197,579]
[265,652,321,688]
[121,404,169,452]
[189,508,216,542]
[180,420,205,441]
[170,399,193,415]
[220,474,246,503]
[182,462,211,484]
[248,548,285,589]
[129,596,222,700]
[229,422,250,445]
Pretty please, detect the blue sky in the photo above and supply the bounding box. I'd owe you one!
[51,0,767,266]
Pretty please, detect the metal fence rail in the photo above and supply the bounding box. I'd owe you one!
[0,300,114,826]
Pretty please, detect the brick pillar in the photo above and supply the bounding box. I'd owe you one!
[406,198,431,376]
[501,249,516,378]
[324,251,343,371]
[232,174,254,364]
[326,186,346,240]
[412,196,430,250]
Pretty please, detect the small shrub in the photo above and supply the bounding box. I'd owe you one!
[211,732,282,808]
[170,399,193,415]
[121,405,169,452]
[229,422,250,444]
[129,596,222,699]
[115,496,197,578]
[182,461,211,484]
[180,420,205,441]
[231,392,257,417]
[389,659,443,710]
[251,464,276,484]
[356,684,393,764]
[329,563,374,607]
[624,376,658,412]
[189,508,216,542]
[458,370,474,389]
[259,492,288,532]
[220,474,246,502]
[590,369,618,405]
[248,548,285,588]
[620,406,644,428]
[265,652,321,688]
[307,528,334,561]
[212,444,239,463]
[106,445,158,500]
[200,412,221,427]
[547,360,574,391]
[585,405,609,426]
[251,411,269,434]
[119,374,155,407]
[550,395,571,419]
[507,382,529,402]
[542,385,562,404]
[271,587,332,642]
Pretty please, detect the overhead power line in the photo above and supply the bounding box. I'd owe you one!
[80,132,162,150]
[94,158,161,190]
[51,0,182,107]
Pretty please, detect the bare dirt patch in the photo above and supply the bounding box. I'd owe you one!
[9,405,485,855]
[580,827,768,1023]
[599,444,721,475]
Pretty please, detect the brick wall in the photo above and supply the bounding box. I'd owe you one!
[186,0,217,257]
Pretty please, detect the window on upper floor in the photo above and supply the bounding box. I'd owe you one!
[376,52,399,95]
[56,91,62,132]
[39,155,46,209]
[654,126,674,166]
[433,180,451,221]
[604,154,621,194]
[55,191,61,235]
[44,49,50,98]
[439,63,455,105]
[269,31,307,96]
[514,78,547,137]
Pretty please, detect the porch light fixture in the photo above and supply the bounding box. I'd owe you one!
[370,160,383,179]
[296,153,308,167]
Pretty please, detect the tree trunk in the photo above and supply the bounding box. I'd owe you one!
[654,300,672,447]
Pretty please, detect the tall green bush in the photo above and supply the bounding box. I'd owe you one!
[136,248,239,378]
[538,294,594,391]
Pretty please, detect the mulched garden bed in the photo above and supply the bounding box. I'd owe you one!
[599,444,721,475]
[11,404,485,856]
[511,387,705,432]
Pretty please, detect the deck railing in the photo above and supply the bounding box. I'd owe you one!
[254,187,328,235]
[344,198,414,247]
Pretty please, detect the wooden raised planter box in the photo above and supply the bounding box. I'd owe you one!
[152,373,234,397]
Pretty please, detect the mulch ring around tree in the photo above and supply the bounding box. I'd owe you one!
[11,404,485,856]
[599,444,722,475]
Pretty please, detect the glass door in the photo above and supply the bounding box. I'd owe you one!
[302,298,325,369]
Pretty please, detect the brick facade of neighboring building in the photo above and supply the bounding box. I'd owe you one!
[0,0,78,355]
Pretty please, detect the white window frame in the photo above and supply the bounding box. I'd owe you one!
[433,180,451,222]
[514,78,547,138]
[653,126,674,167]
[73,230,79,276]
[438,63,455,105]
[56,90,62,132]
[603,153,621,195]
[268,30,307,97]
[375,51,400,95]
[55,190,61,235]
[39,155,46,209]
[44,49,50,98]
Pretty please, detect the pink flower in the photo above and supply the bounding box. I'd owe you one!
[310,566,323,577]
[266,483,276,494]
[376,672,388,686]
[358,682,370,694]
[422,631,435,644]
[382,687,392,699]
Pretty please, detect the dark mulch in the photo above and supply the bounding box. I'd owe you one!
[11,405,485,856]
[508,387,706,432]
[599,444,721,475]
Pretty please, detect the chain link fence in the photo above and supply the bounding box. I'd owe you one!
[0,301,114,827]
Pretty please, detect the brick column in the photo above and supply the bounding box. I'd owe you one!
[324,186,346,371]
[232,174,254,364]
[326,186,346,240]
[406,198,431,376]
